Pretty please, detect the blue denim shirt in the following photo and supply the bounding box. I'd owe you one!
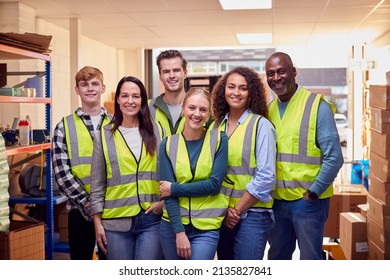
[222,109,277,218]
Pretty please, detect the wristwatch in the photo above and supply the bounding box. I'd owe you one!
[308,190,319,201]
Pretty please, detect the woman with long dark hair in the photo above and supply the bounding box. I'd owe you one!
[90,76,163,260]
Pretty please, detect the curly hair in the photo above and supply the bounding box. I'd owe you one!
[211,66,269,125]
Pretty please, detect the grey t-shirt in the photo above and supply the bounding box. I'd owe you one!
[166,103,182,126]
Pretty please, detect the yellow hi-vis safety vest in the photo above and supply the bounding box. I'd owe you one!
[216,114,274,209]
[100,124,160,219]
[163,129,229,230]
[63,113,111,194]
[148,98,185,140]
[269,88,335,201]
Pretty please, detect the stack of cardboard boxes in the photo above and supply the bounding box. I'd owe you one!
[324,184,367,241]
[339,211,368,259]
[367,71,390,260]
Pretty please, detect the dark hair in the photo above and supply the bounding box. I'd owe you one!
[156,49,187,73]
[267,52,294,68]
[211,66,269,124]
[110,76,157,155]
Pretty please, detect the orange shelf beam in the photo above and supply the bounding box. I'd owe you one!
[6,143,51,156]
[0,43,51,61]
[0,96,51,104]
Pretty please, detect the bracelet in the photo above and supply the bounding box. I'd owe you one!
[233,205,241,215]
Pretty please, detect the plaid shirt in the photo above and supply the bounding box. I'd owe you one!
[52,107,111,221]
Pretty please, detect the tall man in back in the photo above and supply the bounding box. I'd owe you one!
[149,49,188,138]
[265,52,344,260]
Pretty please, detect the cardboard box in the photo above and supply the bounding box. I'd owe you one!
[0,220,45,260]
[358,203,368,217]
[370,107,390,134]
[58,227,68,242]
[339,212,368,260]
[370,129,390,159]
[54,203,67,229]
[367,216,390,252]
[368,239,390,260]
[367,193,390,229]
[324,184,368,238]
[369,173,390,204]
[369,85,390,110]
[370,150,390,182]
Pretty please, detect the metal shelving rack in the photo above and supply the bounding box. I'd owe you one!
[1,43,64,259]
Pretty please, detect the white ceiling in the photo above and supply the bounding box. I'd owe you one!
[2,0,390,50]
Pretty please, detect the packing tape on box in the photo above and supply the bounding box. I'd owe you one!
[347,212,365,222]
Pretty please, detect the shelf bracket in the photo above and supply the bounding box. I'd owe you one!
[8,152,42,169]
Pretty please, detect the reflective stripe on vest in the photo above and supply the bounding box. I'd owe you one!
[101,124,159,219]
[269,88,333,200]
[217,114,273,209]
[63,114,110,193]
[276,93,322,166]
[148,98,185,139]
[163,129,229,230]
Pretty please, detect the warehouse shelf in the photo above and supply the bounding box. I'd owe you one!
[9,195,67,205]
[0,96,51,104]
[1,42,62,259]
[5,143,51,156]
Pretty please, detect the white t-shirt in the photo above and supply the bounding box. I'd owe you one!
[119,126,142,161]
[90,115,102,131]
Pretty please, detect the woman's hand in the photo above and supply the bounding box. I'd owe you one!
[222,207,240,230]
[145,200,164,215]
[159,181,172,198]
[176,232,191,259]
[93,214,108,254]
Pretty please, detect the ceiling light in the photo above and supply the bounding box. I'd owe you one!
[236,33,273,44]
[219,0,272,10]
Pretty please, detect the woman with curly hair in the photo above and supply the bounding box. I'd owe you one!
[211,66,277,260]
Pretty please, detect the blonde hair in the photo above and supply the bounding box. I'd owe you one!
[183,87,211,109]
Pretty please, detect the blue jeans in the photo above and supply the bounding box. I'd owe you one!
[267,198,330,260]
[160,220,220,260]
[105,211,162,260]
[217,211,272,260]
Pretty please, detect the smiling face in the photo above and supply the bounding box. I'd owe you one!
[224,73,249,114]
[117,81,142,122]
[182,91,210,132]
[265,53,297,102]
[75,77,105,107]
[159,57,188,94]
